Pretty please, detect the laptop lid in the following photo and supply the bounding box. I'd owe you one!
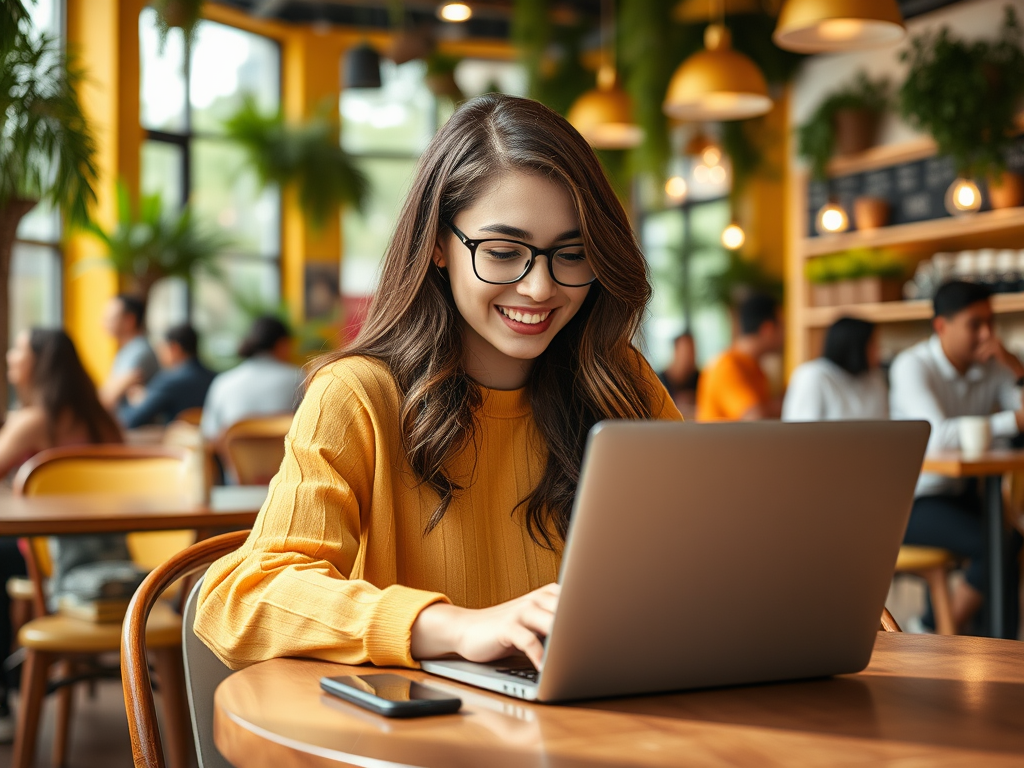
[533,419,930,702]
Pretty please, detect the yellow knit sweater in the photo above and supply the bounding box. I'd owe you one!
[195,354,681,669]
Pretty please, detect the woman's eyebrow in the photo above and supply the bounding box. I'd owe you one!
[478,223,582,241]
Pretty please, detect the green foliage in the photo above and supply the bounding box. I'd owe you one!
[797,72,891,182]
[899,6,1024,178]
[0,28,98,225]
[721,117,773,199]
[223,96,368,230]
[1,0,31,51]
[805,249,903,284]
[85,181,231,296]
[702,250,783,308]
[152,0,204,53]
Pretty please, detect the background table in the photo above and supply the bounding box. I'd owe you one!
[214,633,1024,767]
[921,449,1024,638]
[0,485,265,536]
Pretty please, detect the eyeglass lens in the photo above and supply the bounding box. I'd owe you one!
[474,240,595,286]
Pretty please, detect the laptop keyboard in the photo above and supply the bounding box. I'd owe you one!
[495,666,539,683]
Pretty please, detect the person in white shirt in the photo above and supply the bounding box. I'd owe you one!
[200,316,303,441]
[783,317,888,422]
[890,280,1024,635]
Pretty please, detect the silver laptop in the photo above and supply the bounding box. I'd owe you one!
[422,420,930,702]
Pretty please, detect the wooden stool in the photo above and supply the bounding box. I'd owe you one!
[895,545,955,635]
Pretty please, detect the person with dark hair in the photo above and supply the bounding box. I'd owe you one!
[194,94,682,673]
[783,317,888,421]
[0,328,123,740]
[658,332,701,418]
[890,280,1024,634]
[119,323,215,428]
[99,293,160,411]
[695,292,784,421]
[200,315,302,440]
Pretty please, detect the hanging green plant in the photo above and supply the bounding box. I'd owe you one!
[899,6,1024,178]
[798,72,891,182]
[702,249,783,308]
[721,116,773,199]
[152,0,204,52]
[223,96,369,230]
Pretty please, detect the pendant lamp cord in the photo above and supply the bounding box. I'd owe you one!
[602,0,615,74]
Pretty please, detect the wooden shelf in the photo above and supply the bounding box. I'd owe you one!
[802,206,1024,258]
[803,292,1024,328]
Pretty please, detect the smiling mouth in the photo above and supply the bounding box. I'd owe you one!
[498,306,552,325]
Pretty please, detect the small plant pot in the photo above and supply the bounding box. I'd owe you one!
[987,171,1024,210]
[853,196,890,231]
[832,109,880,157]
[835,279,860,306]
[425,72,462,101]
[388,29,433,65]
[856,276,902,304]
[810,283,837,307]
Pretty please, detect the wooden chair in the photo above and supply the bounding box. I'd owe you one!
[123,530,249,768]
[174,407,203,427]
[880,607,902,633]
[217,413,294,485]
[10,445,196,768]
[894,545,955,635]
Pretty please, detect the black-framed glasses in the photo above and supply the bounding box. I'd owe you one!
[445,221,597,287]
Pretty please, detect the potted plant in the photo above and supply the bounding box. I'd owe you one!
[805,256,841,308]
[85,181,231,300]
[0,15,98,413]
[153,0,204,51]
[797,72,890,182]
[899,7,1024,209]
[851,248,903,304]
[224,97,368,230]
[424,52,464,102]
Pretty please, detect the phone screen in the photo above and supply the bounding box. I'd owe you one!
[330,674,459,703]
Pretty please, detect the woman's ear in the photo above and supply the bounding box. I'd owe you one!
[432,240,447,269]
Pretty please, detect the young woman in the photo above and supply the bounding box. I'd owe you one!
[195,94,681,673]
[782,317,888,422]
[0,328,122,739]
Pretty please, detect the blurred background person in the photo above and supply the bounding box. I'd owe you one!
[98,294,159,412]
[783,317,888,422]
[696,293,784,422]
[201,315,302,441]
[0,328,123,740]
[120,323,215,428]
[659,332,701,419]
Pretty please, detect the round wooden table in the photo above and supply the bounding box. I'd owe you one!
[214,632,1024,767]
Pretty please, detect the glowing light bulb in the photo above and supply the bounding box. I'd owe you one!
[721,223,746,250]
[665,176,688,202]
[702,145,722,167]
[709,165,727,184]
[945,178,982,215]
[694,164,711,183]
[815,200,850,234]
[438,3,472,22]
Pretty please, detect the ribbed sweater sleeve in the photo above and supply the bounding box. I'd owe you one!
[194,362,449,670]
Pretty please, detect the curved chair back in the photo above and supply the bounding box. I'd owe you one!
[218,413,294,485]
[123,530,249,768]
[174,407,204,427]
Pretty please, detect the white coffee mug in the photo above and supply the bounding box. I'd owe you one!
[959,416,992,459]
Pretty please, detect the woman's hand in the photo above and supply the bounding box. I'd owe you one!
[411,583,560,670]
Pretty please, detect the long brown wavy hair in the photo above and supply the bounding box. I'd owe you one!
[314,94,656,547]
[28,329,123,445]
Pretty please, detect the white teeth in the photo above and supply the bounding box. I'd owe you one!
[499,307,550,325]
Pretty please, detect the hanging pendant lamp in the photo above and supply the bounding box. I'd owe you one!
[344,43,382,89]
[663,23,772,121]
[567,0,643,149]
[773,0,905,53]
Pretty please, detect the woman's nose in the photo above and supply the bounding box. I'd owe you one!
[517,256,557,302]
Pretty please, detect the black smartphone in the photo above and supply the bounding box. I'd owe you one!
[320,674,462,718]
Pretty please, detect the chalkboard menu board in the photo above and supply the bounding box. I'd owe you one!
[807,135,1024,239]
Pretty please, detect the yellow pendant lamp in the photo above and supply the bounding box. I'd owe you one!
[663,23,772,121]
[568,0,643,149]
[773,0,905,53]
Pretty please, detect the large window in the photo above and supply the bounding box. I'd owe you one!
[139,9,281,368]
[11,0,65,350]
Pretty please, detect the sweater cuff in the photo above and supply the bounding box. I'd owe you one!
[991,410,1019,439]
[364,585,451,668]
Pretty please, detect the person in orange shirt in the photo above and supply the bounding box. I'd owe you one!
[696,293,784,421]
[195,94,681,674]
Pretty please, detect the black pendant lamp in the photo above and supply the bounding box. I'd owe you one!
[344,43,382,89]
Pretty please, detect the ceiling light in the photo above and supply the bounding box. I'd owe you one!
[721,222,746,250]
[815,199,850,234]
[438,3,472,22]
[945,178,982,216]
[663,24,772,121]
[774,0,905,53]
[665,175,689,203]
[567,65,644,149]
[343,43,382,89]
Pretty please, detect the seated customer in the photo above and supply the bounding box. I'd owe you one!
[890,280,1024,634]
[659,332,700,418]
[783,317,888,421]
[99,294,160,412]
[120,324,215,428]
[200,316,302,441]
[0,329,123,741]
[696,293,783,421]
